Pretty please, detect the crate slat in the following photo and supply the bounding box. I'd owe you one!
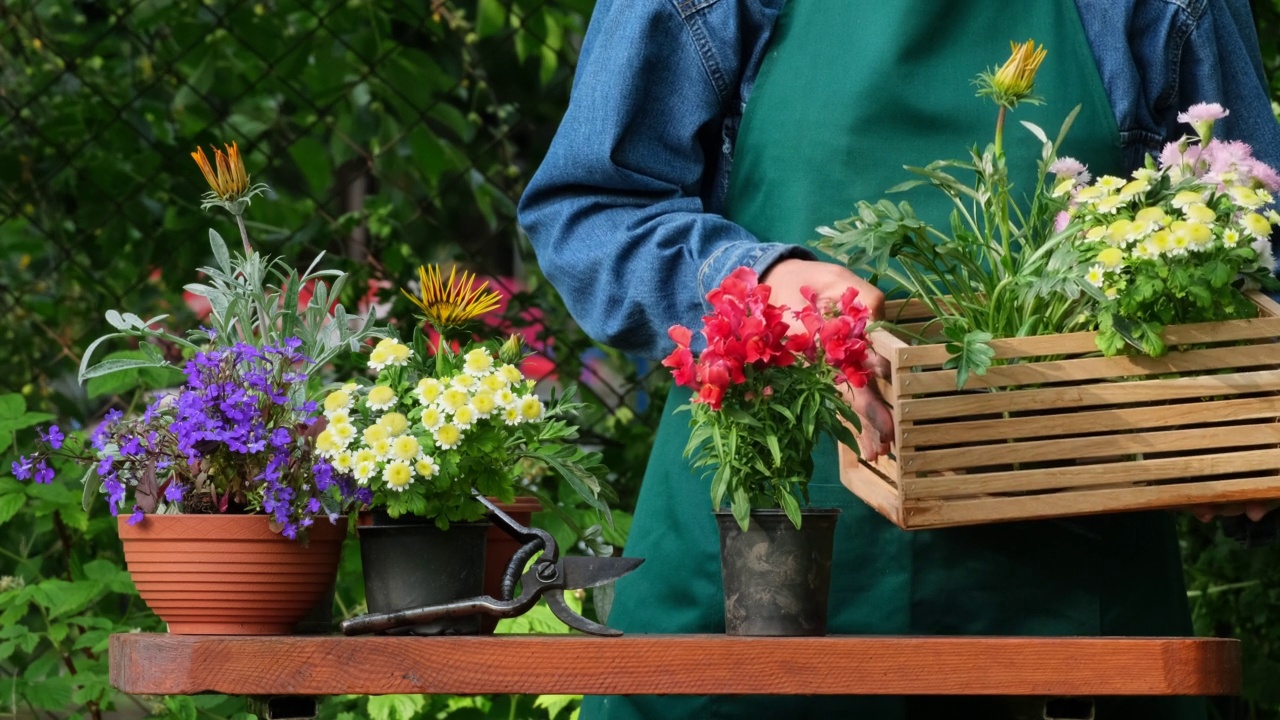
[900,423,1280,474]
[899,369,1280,421]
[906,448,1280,499]
[903,343,1280,394]
[901,396,1280,448]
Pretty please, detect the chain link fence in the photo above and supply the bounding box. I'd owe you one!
[0,0,667,514]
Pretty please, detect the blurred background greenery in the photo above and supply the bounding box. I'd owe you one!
[1,0,1279,718]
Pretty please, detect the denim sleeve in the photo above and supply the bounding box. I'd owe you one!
[516,0,805,359]
[1169,0,1280,177]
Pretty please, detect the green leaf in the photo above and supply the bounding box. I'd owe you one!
[476,0,507,37]
[81,467,100,513]
[779,491,802,530]
[164,695,198,720]
[765,434,781,468]
[942,329,995,390]
[0,492,25,526]
[22,673,73,710]
[533,694,581,720]
[210,229,232,274]
[732,486,751,532]
[80,356,169,381]
[366,694,426,720]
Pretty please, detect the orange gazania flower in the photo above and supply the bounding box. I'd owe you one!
[402,264,503,331]
[191,142,250,201]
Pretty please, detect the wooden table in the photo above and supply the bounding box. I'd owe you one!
[109,634,1241,697]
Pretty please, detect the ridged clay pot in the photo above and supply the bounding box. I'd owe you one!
[118,514,347,635]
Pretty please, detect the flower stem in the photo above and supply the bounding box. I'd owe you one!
[235,214,254,256]
[994,106,1006,158]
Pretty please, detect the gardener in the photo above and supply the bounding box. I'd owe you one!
[518,1,1280,718]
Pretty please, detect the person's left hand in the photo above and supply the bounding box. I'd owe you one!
[1186,501,1280,523]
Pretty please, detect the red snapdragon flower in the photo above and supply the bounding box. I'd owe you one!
[662,267,873,410]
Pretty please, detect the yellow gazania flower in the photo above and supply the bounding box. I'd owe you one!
[979,39,1047,108]
[190,142,269,217]
[390,435,423,463]
[1097,247,1124,268]
[382,461,414,492]
[377,412,409,437]
[402,264,503,332]
[362,424,390,447]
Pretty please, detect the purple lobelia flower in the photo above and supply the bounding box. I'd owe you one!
[38,425,64,450]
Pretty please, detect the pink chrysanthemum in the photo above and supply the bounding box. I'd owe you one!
[1048,156,1089,181]
[1177,102,1229,125]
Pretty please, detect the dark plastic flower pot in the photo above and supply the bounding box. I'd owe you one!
[715,508,841,636]
[357,510,488,636]
[481,496,543,633]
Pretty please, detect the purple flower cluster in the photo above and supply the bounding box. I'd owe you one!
[16,339,354,541]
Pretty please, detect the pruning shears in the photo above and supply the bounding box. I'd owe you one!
[340,495,642,636]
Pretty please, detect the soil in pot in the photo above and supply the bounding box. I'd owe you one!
[715,508,840,636]
[118,514,347,635]
[358,510,488,636]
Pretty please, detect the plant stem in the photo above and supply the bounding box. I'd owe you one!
[994,106,1006,158]
[235,214,254,256]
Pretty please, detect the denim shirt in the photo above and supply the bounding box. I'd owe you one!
[518,0,1280,360]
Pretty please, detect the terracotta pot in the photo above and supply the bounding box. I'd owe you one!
[481,496,543,633]
[118,514,347,635]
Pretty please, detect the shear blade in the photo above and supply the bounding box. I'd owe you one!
[559,556,644,590]
[546,588,622,636]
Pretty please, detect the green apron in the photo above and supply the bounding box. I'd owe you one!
[585,2,1204,718]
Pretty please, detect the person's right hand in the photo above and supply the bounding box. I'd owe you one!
[760,259,894,462]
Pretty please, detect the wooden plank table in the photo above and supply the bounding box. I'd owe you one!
[109,634,1241,697]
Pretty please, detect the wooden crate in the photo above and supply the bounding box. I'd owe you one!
[840,292,1280,529]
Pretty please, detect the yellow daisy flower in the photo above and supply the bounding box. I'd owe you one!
[1170,190,1205,209]
[480,373,507,393]
[371,438,394,460]
[453,405,477,429]
[496,388,517,408]
[390,435,423,463]
[1096,175,1126,193]
[324,390,352,415]
[421,406,445,430]
[1118,179,1149,198]
[434,423,462,450]
[517,395,544,422]
[440,387,470,413]
[471,391,497,417]
[497,364,525,386]
[1097,247,1124,268]
[416,378,444,405]
[502,406,521,426]
[331,452,354,474]
[377,412,409,437]
[327,409,352,427]
[463,347,496,377]
[1093,195,1124,214]
[367,385,397,412]
[1133,206,1167,228]
[330,422,356,446]
[1085,265,1106,287]
[1183,203,1217,224]
[362,425,390,446]
[415,456,440,479]
[451,373,478,391]
[1242,212,1273,240]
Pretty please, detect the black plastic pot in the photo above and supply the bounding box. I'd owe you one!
[357,511,489,636]
[715,508,841,636]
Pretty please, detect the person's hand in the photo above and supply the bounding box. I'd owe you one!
[760,259,894,461]
[1187,501,1280,523]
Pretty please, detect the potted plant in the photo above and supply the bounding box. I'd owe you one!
[12,142,382,633]
[662,266,872,636]
[319,265,612,635]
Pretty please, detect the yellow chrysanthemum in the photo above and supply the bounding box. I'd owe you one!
[1085,265,1106,287]
[1096,176,1126,193]
[1229,186,1265,209]
[502,406,521,426]
[1183,203,1217,224]
[1076,186,1105,201]
[372,438,394,460]
[416,378,444,405]
[1170,190,1205,209]
[1172,220,1213,249]
[1242,212,1273,240]
[402,264,503,332]
[390,435,423,463]
[1132,167,1161,183]
[327,408,352,427]
[1133,206,1168,228]
[453,405,477,429]
[331,422,356,446]
[480,373,507,393]
[369,338,412,372]
[353,448,378,467]
[434,423,462,450]
[383,462,414,492]
[354,462,377,484]
[440,387,470,413]
[315,428,339,456]
[1151,229,1175,254]
[1118,179,1149,198]
[497,364,524,386]
[1134,240,1160,260]
[1097,247,1124,268]
[367,385,397,411]
[415,456,440,479]
[517,395,544,422]
[1094,196,1125,214]
[463,347,496,377]
[421,406,444,430]
[324,390,352,415]
[331,452,354,474]
[362,424,390,446]
[368,345,391,371]
[471,391,497,417]
[1084,226,1108,241]
[451,373,478,391]
[495,388,517,408]
[342,382,358,392]
[1052,177,1075,198]
[1223,228,1242,246]
[377,412,409,437]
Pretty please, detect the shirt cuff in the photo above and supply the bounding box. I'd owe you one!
[696,241,816,301]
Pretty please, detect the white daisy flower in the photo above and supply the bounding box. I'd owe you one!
[382,461,414,492]
[463,347,496,377]
[453,405,477,429]
[366,385,397,412]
